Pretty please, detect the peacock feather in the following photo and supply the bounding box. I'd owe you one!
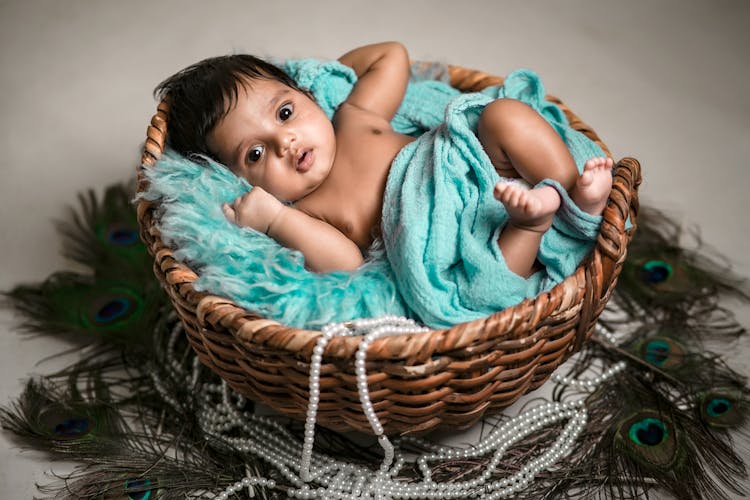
[624,323,749,393]
[697,389,747,429]
[0,378,125,456]
[3,271,166,347]
[539,371,748,500]
[613,206,749,316]
[56,183,153,284]
[2,375,262,499]
[2,182,168,347]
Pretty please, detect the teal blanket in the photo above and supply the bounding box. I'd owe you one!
[141,59,604,330]
[383,88,604,328]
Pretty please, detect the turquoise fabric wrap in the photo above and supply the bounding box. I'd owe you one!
[141,59,605,330]
[382,77,605,328]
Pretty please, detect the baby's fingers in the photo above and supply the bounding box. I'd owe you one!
[222,202,236,222]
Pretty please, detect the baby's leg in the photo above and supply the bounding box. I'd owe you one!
[494,181,561,278]
[478,98,579,191]
[570,157,614,215]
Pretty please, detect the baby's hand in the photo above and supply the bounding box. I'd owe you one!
[222,187,284,234]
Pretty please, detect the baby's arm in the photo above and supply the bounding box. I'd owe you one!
[337,41,410,121]
[223,188,364,273]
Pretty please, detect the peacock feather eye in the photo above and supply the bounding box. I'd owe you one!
[92,219,149,267]
[640,260,673,284]
[95,297,130,322]
[82,287,144,330]
[106,225,139,246]
[54,417,90,438]
[707,398,732,417]
[643,339,670,366]
[39,408,94,440]
[699,391,743,428]
[620,254,693,303]
[125,478,154,500]
[636,336,686,369]
[616,410,678,468]
[629,417,668,446]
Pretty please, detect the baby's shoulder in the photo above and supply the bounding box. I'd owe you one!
[333,102,393,140]
[334,102,391,127]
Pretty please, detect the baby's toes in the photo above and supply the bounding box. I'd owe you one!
[495,182,517,203]
[578,169,594,187]
[583,156,612,170]
[589,156,614,171]
[493,182,507,200]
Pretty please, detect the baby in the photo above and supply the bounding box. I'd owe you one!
[156,42,613,278]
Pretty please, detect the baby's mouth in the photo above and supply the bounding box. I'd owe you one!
[296,149,314,173]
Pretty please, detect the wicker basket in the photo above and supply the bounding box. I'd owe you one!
[136,64,641,436]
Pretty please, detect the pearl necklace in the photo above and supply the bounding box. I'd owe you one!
[153,317,626,499]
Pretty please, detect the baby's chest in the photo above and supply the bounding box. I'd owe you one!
[325,177,386,249]
[332,133,412,238]
[305,122,413,247]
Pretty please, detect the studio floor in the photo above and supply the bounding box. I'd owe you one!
[1,1,749,498]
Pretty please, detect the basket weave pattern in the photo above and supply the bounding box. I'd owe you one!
[137,65,641,435]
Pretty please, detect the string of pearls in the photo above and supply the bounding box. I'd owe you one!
[300,322,344,482]
[213,476,277,500]
[301,316,429,482]
[153,317,624,499]
[353,317,429,472]
[550,360,627,391]
[199,381,588,498]
[401,400,588,499]
[147,321,189,411]
[594,323,620,345]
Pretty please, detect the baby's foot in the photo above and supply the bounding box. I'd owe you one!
[571,157,614,215]
[494,181,561,232]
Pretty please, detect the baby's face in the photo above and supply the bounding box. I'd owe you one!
[207,78,336,203]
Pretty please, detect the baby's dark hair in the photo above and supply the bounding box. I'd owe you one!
[154,54,307,160]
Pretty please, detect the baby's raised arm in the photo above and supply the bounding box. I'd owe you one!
[337,42,410,121]
[223,188,364,272]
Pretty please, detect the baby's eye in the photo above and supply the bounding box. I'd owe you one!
[278,103,293,121]
[247,145,264,163]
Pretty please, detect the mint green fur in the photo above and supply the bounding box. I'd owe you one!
[140,149,410,329]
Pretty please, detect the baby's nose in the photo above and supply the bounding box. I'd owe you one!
[276,133,296,155]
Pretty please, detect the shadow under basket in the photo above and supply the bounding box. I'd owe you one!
[136,64,641,436]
